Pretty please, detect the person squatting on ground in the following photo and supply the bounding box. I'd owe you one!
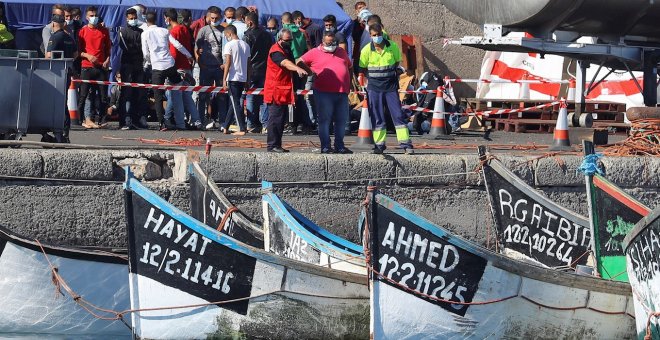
[141,11,184,131]
[298,31,353,154]
[220,24,251,135]
[196,6,226,129]
[359,23,413,154]
[264,28,308,153]
[164,7,202,130]
[77,6,111,129]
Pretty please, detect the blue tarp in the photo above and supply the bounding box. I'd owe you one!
[3,0,353,63]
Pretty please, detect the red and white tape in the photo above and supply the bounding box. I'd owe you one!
[402,101,559,118]
[71,79,448,95]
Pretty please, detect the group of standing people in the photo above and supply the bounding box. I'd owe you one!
[39,1,412,154]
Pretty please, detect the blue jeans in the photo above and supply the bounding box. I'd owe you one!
[314,91,349,150]
[244,74,268,129]
[198,66,226,123]
[166,90,200,128]
[222,81,247,132]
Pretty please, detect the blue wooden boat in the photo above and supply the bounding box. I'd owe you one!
[261,181,366,274]
[124,169,369,339]
[366,187,636,339]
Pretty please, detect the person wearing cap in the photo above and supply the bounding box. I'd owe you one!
[41,4,65,55]
[46,14,77,59]
[359,23,413,154]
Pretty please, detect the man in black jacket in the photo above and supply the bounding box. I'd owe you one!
[243,12,273,133]
[117,7,147,129]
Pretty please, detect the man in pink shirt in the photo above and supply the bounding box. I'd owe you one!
[298,31,353,154]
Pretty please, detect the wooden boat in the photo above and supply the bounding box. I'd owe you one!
[479,146,592,269]
[188,162,264,248]
[262,181,366,274]
[624,206,660,339]
[124,170,369,339]
[583,141,651,282]
[0,226,130,336]
[365,188,637,339]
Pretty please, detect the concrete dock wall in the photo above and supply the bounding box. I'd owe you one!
[0,149,657,248]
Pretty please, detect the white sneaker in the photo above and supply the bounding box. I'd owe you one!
[206,121,218,129]
[194,121,203,130]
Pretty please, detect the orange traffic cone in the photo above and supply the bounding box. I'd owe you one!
[67,79,79,125]
[426,86,453,139]
[549,99,573,151]
[567,79,576,101]
[352,99,375,149]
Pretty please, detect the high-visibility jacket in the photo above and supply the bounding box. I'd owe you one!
[358,38,401,92]
[264,42,294,105]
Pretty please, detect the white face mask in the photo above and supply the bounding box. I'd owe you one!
[128,19,138,27]
[211,20,221,27]
[226,18,234,25]
[65,19,73,25]
[323,45,337,53]
[88,16,99,25]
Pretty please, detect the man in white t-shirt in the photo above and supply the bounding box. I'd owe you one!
[221,24,251,135]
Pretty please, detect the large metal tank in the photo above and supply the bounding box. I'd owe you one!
[441,0,660,40]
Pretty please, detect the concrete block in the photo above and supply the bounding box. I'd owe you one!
[42,150,113,180]
[201,151,257,183]
[600,156,660,188]
[326,154,395,183]
[497,155,536,186]
[393,154,465,186]
[535,155,584,187]
[0,149,42,178]
[256,153,326,182]
[116,158,162,181]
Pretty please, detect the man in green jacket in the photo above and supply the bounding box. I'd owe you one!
[280,11,312,134]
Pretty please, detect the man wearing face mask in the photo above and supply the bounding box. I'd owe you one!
[323,15,346,51]
[196,6,227,129]
[266,18,278,42]
[298,31,353,154]
[77,6,111,129]
[41,4,64,55]
[264,28,308,152]
[117,7,146,130]
[281,12,311,134]
[220,24,250,135]
[359,23,413,154]
[294,11,321,49]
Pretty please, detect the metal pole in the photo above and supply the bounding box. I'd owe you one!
[643,50,658,107]
[575,60,588,115]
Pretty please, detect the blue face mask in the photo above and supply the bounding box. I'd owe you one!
[128,19,138,27]
[372,35,383,44]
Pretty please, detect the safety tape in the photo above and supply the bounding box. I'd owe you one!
[402,101,560,117]
[71,78,452,95]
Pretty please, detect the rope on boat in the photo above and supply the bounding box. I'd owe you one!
[34,238,367,325]
[217,206,239,233]
[646,311,660,340]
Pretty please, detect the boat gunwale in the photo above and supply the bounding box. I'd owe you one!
[623,206,660,252]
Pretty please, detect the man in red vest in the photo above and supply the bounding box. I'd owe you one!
[263,28,308,153]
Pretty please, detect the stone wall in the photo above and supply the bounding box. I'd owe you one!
[335,0,483,97]
[0,149,657,249]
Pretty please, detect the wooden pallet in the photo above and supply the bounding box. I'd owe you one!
[494,119,556,133]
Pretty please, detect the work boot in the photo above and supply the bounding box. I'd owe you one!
[137,116,149,129]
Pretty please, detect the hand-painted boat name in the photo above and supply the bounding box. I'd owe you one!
[627,224,660,282]
[375,205,487,317]
[497,188,591,266]
[284,229,309,261]
[129,194,257,315]
[144,207,212,256]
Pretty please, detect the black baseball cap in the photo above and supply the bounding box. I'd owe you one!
[52,14,65,24]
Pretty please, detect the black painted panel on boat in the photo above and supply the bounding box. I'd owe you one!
[128,193,256,315]
[267,205,322,264]
[0,236,6,258]
[373,202,487,317]
[626,218,660,282]
[486,168,591,267]
[592,181,644,257]
[189,171,264,248]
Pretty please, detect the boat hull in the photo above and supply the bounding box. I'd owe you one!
[481,150,591,268]
[126,178,369,339]
[369,193,636,339]
[624,209,660,339]
[0,228,129,336]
